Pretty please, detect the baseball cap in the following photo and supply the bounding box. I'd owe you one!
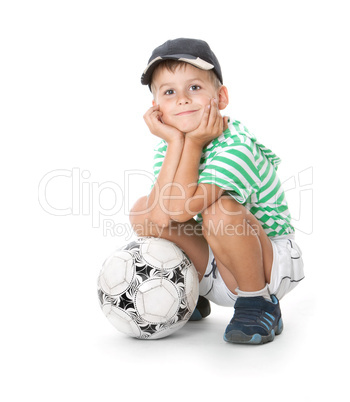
[141,38,223,87]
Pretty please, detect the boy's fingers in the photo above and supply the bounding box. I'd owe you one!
[203,99,213,128]
[213,117,222,135]
[207,98,217,126]
[145,106,161,121]
[200,102,211,127]
[210,99,223,134]
[153,112,163,123]
[144,104,159,117]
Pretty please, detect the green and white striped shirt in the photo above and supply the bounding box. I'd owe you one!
[153,120,294,237]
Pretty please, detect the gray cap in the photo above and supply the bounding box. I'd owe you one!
[141,38,223,87]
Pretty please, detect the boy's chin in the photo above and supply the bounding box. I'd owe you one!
[176,122,201,134]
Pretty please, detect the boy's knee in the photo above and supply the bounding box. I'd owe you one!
[129,195,156,237]
[129,196,170,237]
[129,196,149,226]
[202,196,247,232]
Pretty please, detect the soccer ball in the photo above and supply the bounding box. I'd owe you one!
[97,237,199,339]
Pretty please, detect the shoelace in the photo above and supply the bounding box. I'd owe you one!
[233,307,263,324]
[233,307,276,331]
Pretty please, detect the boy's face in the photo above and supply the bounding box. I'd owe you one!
[151,64,227,133]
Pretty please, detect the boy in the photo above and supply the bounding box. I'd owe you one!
[130,38,304,344]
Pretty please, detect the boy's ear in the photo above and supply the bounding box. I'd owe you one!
[152,99,157,107]
[218,86,229,110]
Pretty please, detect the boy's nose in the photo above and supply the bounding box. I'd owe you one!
[176,92,191,105]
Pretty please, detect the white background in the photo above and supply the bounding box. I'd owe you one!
[1,1,349,401]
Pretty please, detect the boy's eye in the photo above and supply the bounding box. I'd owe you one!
[165,89,175,95]
[189,85,201,91]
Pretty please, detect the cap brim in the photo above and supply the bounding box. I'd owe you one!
[141,54,214,86]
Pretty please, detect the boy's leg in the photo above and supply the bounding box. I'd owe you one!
[202,195,273,292]
[202,196,283,344]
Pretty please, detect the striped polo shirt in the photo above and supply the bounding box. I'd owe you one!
[152,120,294,237]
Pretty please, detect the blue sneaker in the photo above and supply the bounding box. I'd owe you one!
[223,295,283,345]
[189,296,211,321]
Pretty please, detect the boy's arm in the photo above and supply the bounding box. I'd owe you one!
[169,99,228,221]
[147,139,184,226]
[169,137,224,222]
[142,105,184,227]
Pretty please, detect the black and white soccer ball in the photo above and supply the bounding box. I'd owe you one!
[97,237,199,339]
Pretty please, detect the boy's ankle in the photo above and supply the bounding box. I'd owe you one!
[235,284,272,302]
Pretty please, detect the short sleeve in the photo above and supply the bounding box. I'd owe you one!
[198,144,261,203]
[151,140,167,187]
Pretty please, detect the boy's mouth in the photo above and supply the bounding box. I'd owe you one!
[175,110,198,116]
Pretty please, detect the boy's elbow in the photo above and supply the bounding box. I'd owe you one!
[169,211,194,223]
[168,201,198,223]
[149,213,171,228]
[150,207,192,226]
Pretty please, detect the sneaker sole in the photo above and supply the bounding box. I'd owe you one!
[188,298,211,321]
[223,317,284,345]
[188,309,204,321]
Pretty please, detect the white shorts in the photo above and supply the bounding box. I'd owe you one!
[198,235,305,307]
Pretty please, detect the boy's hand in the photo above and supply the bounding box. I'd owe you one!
[186,98,228,147]
[143,105,184,144]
